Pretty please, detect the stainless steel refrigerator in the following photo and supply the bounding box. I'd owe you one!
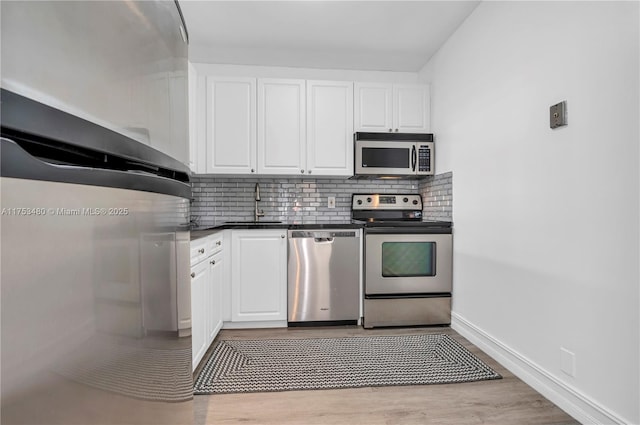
[1,2,193,423]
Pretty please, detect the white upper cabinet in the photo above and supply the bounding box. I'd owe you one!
[205,77,257,174]
[257,78,306,175]
[188,62,199,173]
[354,83,393,132]
[393,84,430,133]
[355,83,430,133]
[195,69,429,176]
[306,80,354,176]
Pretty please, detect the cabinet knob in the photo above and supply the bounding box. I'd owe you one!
[300,169,304,174]
[281,234,285,238]
[191,272,196,278]
[216,241,221,246]
[251,168,255,173]
[210,260,216,265]
[388,128,393,132]
[198,248,205,254]
[395,128,399,132]
[308,170,312,174]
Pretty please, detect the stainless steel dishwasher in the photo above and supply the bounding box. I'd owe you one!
[288,229,360,325]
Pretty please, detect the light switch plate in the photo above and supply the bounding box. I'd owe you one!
[550,101,567,129]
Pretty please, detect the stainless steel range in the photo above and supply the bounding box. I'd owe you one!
[352,194,453,328]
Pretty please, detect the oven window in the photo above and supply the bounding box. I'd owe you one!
[381,242,435,277]
[362,148,409,168]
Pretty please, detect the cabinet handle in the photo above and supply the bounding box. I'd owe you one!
[210,260,216,265]
[300,169,304,174]
[216,241,221,246]
[198,248,205,254]
[191,272,196,278]
[308,170,312,174]
[251,168,255,173]
[395,128,399,132]
[281,234,285,238]
[388,128,393,132]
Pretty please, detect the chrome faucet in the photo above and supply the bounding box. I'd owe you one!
[254,183,264,222]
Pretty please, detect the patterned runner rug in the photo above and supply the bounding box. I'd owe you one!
[194,334,501,394]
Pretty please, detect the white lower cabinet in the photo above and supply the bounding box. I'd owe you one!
[190,259,208,370]
[207,250,223,343]
[190,232,224,371]
[230,230,288,323]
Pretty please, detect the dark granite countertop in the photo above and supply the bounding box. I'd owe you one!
[190,222,361,241]
[190,220,453,241]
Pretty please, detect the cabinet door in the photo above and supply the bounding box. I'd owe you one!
[207,250,223,343]
[306,80,354,176]
[354,82,393,132]
[231,230,287,322]
[168,73,189,166]
[205,77,257,174]
[191,259,208,370]
[187,62,199,173]
[257,79,306,175]
[393,84,430,133]
[176,234,191,335]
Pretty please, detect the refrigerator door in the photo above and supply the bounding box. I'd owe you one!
[1,1,194,421]
[1,138,193,424]
[1,0,189,165]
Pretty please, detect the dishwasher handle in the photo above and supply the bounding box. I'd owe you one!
[289,230,358,239]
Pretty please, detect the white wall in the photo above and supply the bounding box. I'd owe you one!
[419,2,639,424]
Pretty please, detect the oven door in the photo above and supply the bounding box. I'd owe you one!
[365,232,452,294]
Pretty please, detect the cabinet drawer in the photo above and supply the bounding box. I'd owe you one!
[207,233,224,255]
[191,232,224,265]
[190,240,207,264]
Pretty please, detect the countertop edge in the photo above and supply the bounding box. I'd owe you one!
[190,223,363,241]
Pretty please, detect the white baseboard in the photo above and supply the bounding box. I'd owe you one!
[222,320,288,329]
[451,312,630,425]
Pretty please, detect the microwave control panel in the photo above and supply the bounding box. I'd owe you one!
[417,144,432,173]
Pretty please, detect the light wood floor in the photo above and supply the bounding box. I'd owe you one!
[193,326,579,425]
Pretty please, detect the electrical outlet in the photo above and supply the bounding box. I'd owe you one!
[560,347,576,377]
[328,196,336,209]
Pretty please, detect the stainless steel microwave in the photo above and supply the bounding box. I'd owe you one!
[353,132,434,179]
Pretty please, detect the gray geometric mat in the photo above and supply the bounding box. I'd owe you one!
[55,336,193,402]
[194,334,501,394]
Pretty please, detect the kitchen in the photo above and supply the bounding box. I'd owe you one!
[1,1,638,425]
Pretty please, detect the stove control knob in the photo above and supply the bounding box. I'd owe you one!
[412,200,419,205]
[357,200,362,205]
[403,197,409,203]
[366,197,372,203]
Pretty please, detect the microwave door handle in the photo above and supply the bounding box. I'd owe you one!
[411,145,417,172]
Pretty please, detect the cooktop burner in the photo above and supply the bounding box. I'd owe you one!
[350,193,451,230]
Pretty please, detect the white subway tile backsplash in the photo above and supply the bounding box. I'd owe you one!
[419,171,453,221]
[191,173,452,227]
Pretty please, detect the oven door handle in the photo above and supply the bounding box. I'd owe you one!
[411,145,417,172]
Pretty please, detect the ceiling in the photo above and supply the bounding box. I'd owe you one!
[180,1,480,72]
